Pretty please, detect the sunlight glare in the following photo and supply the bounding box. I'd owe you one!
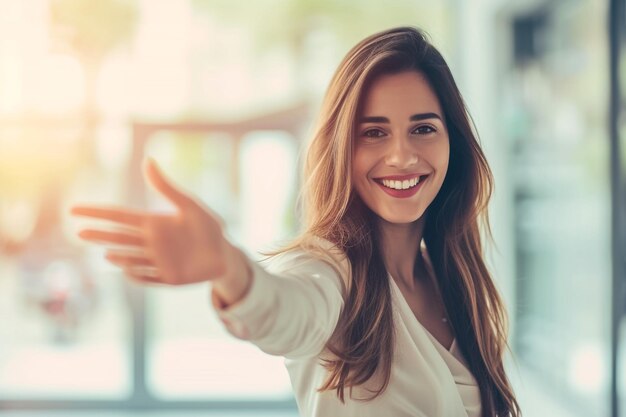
[569,342,606,394]
[29,54,85,115]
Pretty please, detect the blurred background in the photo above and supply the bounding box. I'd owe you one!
[0,0,624,416]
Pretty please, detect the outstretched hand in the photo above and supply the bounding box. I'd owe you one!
[71,159,249,297]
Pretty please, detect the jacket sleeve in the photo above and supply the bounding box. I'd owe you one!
[210,247,348,359]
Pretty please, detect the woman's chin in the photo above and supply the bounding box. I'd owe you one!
[377,211,425,226]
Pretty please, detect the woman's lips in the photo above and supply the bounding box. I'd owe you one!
[374,173,429,181]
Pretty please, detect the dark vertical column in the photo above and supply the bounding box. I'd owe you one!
[609,0,625,416]
[127,122,151,405]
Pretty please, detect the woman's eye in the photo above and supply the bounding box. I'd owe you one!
[413,125,436,135]
[362,129,385,138]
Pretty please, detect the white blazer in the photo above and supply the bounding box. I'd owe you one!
[211,236,481,417]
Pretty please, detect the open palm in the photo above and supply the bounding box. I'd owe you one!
[71,159,231,286]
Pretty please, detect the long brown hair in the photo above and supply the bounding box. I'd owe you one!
[271,27,520,417]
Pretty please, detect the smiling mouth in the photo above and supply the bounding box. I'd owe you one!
[374,175,429,190]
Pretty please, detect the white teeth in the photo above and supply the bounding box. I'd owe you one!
[381,176,421,190]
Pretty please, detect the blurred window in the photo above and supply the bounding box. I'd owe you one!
[501,1,613,415]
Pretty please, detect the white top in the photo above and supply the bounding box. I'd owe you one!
[211,237,481,417]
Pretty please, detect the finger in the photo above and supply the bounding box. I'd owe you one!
[106,252,155,268]
[126,265,160,276]
[123,268,163,285]
[123,265,161,278]
[71,206,144,227]
[78,229,146,247]
[144,158,194,209]
[106,246,154,260]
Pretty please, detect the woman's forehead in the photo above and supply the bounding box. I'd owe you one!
[360,71,443,118]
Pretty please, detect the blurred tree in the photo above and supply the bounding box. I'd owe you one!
[51,0,137,61]
[49,0,138,163]
[0,1,139,254]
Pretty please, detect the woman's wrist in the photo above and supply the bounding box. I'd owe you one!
[211,243,253,308]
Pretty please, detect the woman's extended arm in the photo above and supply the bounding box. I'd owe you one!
[71,159,345,358]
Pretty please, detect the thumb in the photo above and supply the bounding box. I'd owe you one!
[143,158,194,208]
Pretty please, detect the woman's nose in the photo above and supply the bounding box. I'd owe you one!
[384,136,418,169]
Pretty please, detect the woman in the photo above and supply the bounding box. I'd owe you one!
[72,27,521,417]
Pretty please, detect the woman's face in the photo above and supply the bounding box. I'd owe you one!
[352,70,450,224]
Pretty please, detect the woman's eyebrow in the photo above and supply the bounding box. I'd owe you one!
[410,112,442,122]
[359,112,443,124]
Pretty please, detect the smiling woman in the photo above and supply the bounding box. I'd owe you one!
[72,27,520,417]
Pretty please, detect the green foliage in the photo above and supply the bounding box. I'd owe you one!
[50,0,138,61]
